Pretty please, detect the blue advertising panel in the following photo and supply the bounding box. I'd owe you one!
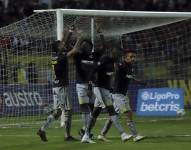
[0,84,52,116]
[0,83,80,117]
[136,88,184,116]
[1,79,188,117]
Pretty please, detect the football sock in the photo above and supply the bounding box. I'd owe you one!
[85,115,97,135]
[81,112,91,129]
[127,120,138,136]
[41,114,54,131]
[110,115,124,134]
[100,119,113,136]
[64,111,72,137]
[60,110,65,126]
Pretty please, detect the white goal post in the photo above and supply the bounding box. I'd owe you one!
[0,9,191,126]
[34,9,191,40]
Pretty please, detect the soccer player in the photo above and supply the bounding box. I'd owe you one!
[73,28,106,139]
[97,50,145,142]
[81,48,132,143]
[37,27,82,142]
[72,38,94,138]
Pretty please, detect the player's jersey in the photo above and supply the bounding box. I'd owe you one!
[74,51,101,83]
[94,55,115,90]
[52,52,68,87]
[113,61,134,95]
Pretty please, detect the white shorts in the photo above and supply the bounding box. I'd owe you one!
[52,86,72,110]
[112,93,131,114]
[76,83,94,105]
[93,87,112,108]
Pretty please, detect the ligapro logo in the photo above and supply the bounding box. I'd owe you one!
[137,88,184,114]
[141,91,180,101]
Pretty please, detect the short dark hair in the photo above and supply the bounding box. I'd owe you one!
[80,39,93,52]
[123,49,137,54]
[81,39,93,48]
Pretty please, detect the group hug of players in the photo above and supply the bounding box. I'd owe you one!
[37,25,146,143]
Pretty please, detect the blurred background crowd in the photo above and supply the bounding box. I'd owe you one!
[0,0,191,27]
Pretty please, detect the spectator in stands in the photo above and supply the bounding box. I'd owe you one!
[23,0,40,17]
[17,62,27,84]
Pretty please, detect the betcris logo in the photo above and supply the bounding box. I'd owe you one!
[136,88,184,116]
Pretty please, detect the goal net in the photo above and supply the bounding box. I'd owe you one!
[0,9,191,126]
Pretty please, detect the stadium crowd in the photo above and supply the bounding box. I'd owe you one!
[0,0,191,27]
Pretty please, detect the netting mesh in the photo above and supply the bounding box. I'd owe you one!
[122,19,191,79]
[0,12,57,125]
[0,10,191,126]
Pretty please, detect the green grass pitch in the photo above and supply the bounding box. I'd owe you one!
[0,110,191,150]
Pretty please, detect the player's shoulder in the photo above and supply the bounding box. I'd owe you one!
[102,54,115,60]
[76,51,91,60]
[92,51,102,59]
[116,61,129,71]
[99,55,113,63]
[99,54,107,60]
[116,61,125,67]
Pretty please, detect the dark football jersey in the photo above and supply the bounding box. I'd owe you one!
[113,61,134,95]
[52,52,69,87]
[74,51,102,83]
[94,55,115,90]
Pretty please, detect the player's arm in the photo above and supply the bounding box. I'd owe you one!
[126,74,147,86]
[61,26,74,46]
[98,32,106,51]
[96,23,106,53]
[67,32,84,57]
[57,26,74,54]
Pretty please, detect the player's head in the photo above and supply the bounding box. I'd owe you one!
[52,40,67,54]
[110,46,122,61]
[79,39,93,55]
[124,49,137,64]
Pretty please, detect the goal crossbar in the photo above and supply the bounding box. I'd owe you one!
[34,9,191,18]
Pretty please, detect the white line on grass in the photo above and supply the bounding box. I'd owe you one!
[0,134,190,138]
[0,116,189,128]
